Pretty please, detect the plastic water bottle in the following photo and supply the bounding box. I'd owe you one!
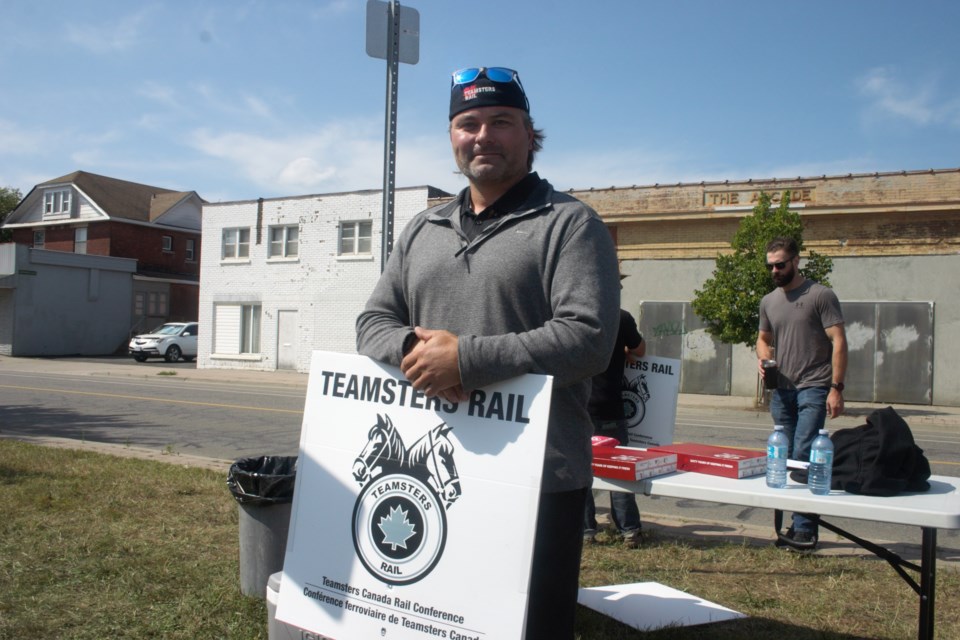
[808,429,834,495]
[766,425,788,488]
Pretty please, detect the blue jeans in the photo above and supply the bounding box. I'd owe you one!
[584,418,642,535]
[770,386,829,536]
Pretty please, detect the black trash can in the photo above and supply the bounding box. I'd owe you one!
[227,455,298,598]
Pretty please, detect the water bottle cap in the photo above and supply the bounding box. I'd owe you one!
[774,425,784,430]
[819,429,829,435]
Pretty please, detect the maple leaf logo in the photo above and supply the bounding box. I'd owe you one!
[378,505,417,551]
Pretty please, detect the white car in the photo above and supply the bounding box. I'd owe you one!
[129,322,199,363]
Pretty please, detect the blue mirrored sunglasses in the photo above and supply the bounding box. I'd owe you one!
[451,66,522,87]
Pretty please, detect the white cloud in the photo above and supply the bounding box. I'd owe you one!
[138,82,184,111]
[538,147,688,192]
[190,120,386,194]
[309,0,353,19]
[747,157,880,182]
[0,118,51,155]
[393,133,465,193]
[857,66,960,128]
[244,96,274,120]
[277,157,337,189]
[64,9,153,54]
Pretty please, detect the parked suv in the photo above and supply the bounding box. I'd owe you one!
[129,322,199,363]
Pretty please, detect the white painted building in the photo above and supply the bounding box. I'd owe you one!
[197,186,451,372]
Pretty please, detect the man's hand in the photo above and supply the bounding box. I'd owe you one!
[827,388,844,419]
[400,327,467,401]
[625,339,645,364]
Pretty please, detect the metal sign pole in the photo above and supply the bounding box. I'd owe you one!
[366,0,418,272]
[380,0,400,272]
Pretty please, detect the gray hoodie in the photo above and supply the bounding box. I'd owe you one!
[356,176,619,491]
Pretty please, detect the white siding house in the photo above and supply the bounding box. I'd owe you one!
[198,186,450,372]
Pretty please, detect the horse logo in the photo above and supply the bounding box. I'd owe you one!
[622,373,651,429]
[351,414,461,585]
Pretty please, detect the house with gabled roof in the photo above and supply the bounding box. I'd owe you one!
[0,171,204,355]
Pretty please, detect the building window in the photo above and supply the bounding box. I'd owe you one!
[185,238,195,261]
[222,228,250,260]
[148,292,169,316]
[241,304,262,353]
[74,227,87,254]
[43,189,72,217]
[214,303,261,355]
[134,292,145,316]
[339,221,372,255]
[162,236,173,252]
[33,230,45,249]
[268,225,299,258]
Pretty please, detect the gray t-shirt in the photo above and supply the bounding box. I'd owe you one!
[759,279,844,389]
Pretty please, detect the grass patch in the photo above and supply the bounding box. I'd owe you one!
[577,532,960,639]
[1,439,957,639]
[0,440,264,640]
[157,370,178,376]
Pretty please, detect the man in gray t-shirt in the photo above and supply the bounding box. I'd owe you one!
[756,237,848,550]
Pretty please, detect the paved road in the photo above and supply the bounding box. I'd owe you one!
[3,354,959,561]
[1,359,304,461]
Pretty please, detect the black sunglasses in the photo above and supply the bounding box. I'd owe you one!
[765,256,795,270]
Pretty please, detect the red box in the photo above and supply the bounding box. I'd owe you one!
[648,443,766,479]
[591,447,678,481]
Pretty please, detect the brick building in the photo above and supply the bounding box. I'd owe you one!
[4,171,203,326]
[572,168,960,406]
[1,171,203,355]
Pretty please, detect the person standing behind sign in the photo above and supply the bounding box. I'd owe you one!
[356,66,620,640]
[756,236,847,550]
[584,306,646,548]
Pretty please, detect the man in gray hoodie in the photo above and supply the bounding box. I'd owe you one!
[356,66,620,640]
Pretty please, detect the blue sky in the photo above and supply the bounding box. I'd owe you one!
[2,0,958,203]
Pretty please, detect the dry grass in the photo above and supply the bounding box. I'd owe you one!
[577,528,960,639]
[1,439,957,639]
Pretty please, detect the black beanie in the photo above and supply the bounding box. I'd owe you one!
[449,68,529,120]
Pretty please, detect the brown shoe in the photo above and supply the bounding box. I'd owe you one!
[622,530,642,549]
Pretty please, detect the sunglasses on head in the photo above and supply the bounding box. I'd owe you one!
[451,66,523,88]
[765,256,795,270]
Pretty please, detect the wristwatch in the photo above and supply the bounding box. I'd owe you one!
[831,382,845,393]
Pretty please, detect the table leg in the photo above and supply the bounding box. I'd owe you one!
[918,527,936,640]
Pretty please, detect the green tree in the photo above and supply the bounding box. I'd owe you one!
[691,190,833,347]
[0,186,23,242]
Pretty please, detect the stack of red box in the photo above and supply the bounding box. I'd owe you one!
[648,443,766,478]
[591,446,678,481]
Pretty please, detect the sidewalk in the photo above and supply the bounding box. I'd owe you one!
[677,391,960,428]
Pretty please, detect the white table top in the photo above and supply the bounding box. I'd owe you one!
[592,472,960,530]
